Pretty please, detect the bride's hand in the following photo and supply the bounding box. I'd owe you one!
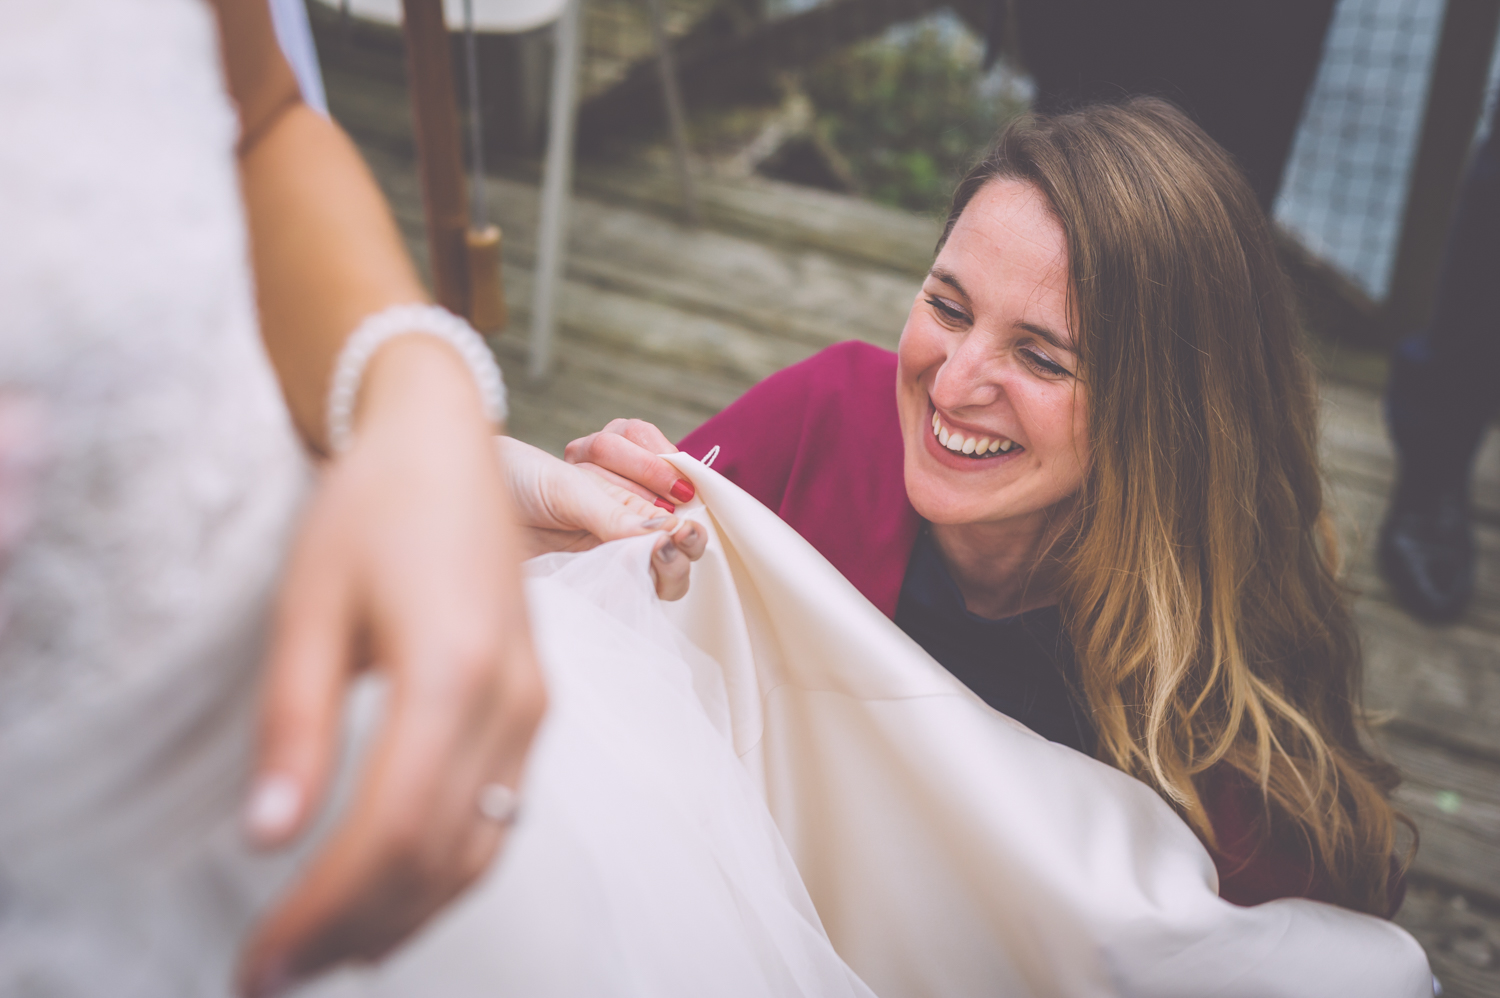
[237,349,712,995]
[238,338,544,996]
[564,418,693,511]
[499,436,707,600]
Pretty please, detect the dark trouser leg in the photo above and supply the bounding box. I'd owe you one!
[1387,101,1500,489]
[1381,100,1500,620]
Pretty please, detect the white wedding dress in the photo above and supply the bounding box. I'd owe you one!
[0,0,312,993]
[0,3,1434,996]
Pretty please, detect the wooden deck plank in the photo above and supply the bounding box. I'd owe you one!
[1356,603,1500,760]
[1386,733,1500,901]
[571,159,944,277]
[465,164,921,348]
[361,144,913,374]
[493,334,739,454]
[507,263,816,381]
[1396,884,1500,998]
[499,331,753,419]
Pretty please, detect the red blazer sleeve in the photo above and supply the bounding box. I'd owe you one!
[679,341,921,617]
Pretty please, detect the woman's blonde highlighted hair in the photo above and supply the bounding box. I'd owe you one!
[942,98,1407,916]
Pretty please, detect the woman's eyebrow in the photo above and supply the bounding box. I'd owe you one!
[931,268,1074,351]
[928,267,970,300]
[1018,321,1074,352]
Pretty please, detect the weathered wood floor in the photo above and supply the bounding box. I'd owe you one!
[324,50,1500,998]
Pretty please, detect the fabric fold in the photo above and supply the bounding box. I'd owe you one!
[655,451,1430,998]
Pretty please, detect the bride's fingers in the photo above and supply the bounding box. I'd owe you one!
[652,535,690,600]
[651,521,705,601]
[672,520,707,562]
[239,626,543,997]
[245,520,351,850]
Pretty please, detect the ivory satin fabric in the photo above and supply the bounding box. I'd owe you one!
[657,453,1431,997]
[311,452,1430,998]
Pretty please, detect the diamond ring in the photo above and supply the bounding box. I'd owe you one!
[477,782,520,824]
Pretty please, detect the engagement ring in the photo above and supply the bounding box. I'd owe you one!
[478,782,520,825]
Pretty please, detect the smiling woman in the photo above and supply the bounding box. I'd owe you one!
[566,97,1408,921]
[897,179,1087,621]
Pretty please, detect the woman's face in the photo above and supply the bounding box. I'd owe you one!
[897,179,1088,529]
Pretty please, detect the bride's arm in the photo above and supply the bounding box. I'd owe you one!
[213,10,706,990]
[217,0,427,450]
[208,4,552,995]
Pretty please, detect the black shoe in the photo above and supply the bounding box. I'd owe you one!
[1378,480,1476,623]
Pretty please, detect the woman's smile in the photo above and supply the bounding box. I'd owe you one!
[924,404,1024,467]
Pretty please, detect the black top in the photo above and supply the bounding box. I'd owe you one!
[894,528,1095,755]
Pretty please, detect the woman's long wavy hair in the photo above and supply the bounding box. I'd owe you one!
[941,98,1406,915]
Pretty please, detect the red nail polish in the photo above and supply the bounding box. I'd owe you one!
[653,497,676,513]
[670,479,695,503]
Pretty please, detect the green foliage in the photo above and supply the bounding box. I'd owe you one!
[803,20,1027,216]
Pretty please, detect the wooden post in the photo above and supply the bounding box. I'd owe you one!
[401,0,470,315]
[1383,0,1500,339]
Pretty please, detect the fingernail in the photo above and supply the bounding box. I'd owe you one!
[244,774,301,842]
[653,498,676,513]
[642,515,671,529]
[669,479,695,503]
[655,540,680,563]
[680,523,699,544]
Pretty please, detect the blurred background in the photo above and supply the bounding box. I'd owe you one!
[298,1,1500,992]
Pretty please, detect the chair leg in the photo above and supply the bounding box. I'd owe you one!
[531,0,584,380]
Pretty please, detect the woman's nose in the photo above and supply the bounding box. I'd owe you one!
[931,337,1005,411]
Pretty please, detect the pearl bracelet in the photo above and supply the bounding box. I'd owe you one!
[325,303,508,455]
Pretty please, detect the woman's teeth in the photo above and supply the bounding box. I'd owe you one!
[931,412,1015,458]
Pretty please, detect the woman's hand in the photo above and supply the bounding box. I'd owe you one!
[237,342,712,997]
[237,339,543,996]
[500,436,708,600]
[564,418,695,511]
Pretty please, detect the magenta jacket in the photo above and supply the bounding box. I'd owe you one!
[679,340,1393,915]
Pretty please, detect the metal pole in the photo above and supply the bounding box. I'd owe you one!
[645,0,701,226]
[531,0,583,380]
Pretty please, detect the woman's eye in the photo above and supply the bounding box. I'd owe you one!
[925,296,969,325]
[1020,348,1072,378]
